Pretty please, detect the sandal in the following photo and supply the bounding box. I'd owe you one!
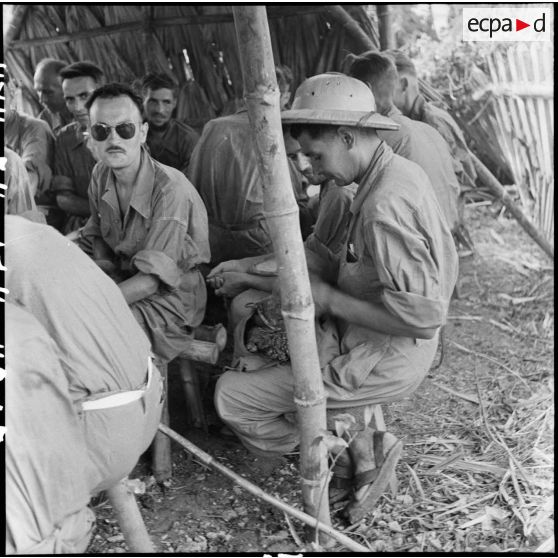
[343,430,403,523]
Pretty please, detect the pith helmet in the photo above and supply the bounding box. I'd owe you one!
[281,73,399,130]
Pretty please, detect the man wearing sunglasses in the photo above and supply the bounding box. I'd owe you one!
[81,83,210,366]
[53,62,104,242]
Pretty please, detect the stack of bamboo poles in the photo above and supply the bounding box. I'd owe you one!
[484,43,554,246]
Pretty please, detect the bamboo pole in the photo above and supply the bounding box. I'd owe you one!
[7,7,331,50]
[324,5,376,51]
[472,154,554,260]
[106,479,154,552]
[3,5,28,51]
[377,5,395,50]
[158,424,369,552]
[232,4,331,538]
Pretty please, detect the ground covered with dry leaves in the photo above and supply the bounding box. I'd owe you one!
[88,205,554,554]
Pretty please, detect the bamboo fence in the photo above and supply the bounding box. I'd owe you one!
[484,43,554,247]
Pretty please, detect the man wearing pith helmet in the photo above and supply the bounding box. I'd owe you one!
[214,73,458,522]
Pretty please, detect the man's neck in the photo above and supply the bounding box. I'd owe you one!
[113,153,142,190]
[355,135,382,183]
[149,120,171,133]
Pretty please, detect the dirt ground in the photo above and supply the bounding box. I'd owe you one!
[88,204,554,554]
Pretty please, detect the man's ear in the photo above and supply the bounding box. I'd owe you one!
[337,126,355,149]
[140,121,149,144]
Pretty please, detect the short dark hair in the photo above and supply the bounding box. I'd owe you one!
[141,72,178,97]
[348,51,398,101]
[59,61,104,84]
[85,82,144,118]
[35,58,68,76]
[383,50,417,77]
[290,123,340,140]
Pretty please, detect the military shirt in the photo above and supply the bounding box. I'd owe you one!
[378,106,460,230]
[146,118,200,175]
[188,110,309,263]
[410,94,477,189]
[38,106,73,136]
[5,111,54,201]
[305,180,357,263]
[83,149,210,361]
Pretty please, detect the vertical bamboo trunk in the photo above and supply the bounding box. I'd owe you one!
[232,5,331,537]
[377,5,395,50]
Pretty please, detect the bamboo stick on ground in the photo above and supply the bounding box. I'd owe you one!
[232,4,331,537]
[158,424,369,552]
[472,154,553,260]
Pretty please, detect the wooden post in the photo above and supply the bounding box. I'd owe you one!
[472,154,554,260]
[2,5,28,51]
[232,5,331,538]
[151,364,172,482]
[106,478,154,552]
[377,5,395,50]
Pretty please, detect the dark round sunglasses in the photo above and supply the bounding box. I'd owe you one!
[90,122,140,141]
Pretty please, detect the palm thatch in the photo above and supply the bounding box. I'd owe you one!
[4,4,380,125]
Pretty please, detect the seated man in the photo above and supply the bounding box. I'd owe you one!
[4,68,54,203]
[82,83,210,365]
[4,147,45,221]
[188,67,313,266]
[348,52,461,233]
[141,72,200,175]
[53,61,104,238]
[5,302,95,555]
[209,128,356,331]
[5,215,164,494]
[385,49,477,191]
[33,58,73,135]
[213,75,458,522]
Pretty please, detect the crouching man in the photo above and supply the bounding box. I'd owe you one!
[5,215,164,494]
[213,74,458,521]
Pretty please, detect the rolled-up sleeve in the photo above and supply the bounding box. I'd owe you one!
[367,217,448,329]
[131,208,201,289]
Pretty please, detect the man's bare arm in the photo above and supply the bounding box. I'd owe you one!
[56,192,91,217]
[311,277,437,339]
[118,273,160,305]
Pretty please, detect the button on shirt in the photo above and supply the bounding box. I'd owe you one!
[83,149,210,362]
[146,119,200,175]
[378,106,460,231]
[409,94,477,189]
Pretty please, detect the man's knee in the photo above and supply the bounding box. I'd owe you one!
[214,370,244,423]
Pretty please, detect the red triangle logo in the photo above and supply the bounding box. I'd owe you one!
[516,18,530,31]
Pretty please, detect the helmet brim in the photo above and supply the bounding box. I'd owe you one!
[281,109,399,130]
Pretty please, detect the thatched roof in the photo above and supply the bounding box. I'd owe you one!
[4,4,380,127]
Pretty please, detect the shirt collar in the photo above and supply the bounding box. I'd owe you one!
[101,147,155,219]
[349,141,394,217]
[409,95,426,120]
[69,122,86,149]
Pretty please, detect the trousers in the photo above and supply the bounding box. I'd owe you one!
[215,331,438,457]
